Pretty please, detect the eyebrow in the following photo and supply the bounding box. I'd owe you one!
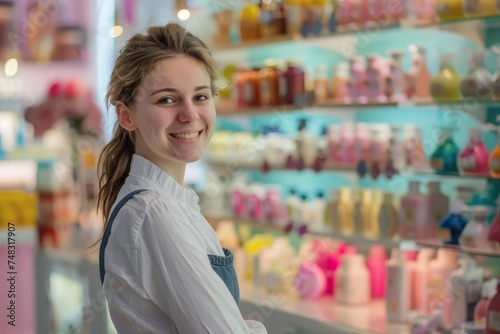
[149,85,211,96]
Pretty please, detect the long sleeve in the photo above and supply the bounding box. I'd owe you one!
[135,199,267,334]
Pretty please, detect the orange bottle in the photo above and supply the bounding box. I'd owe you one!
[245,67,262,106]
[260,60,281,106]
[239,4,261,41]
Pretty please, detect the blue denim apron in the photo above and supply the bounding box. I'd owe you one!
[99,189,240,304]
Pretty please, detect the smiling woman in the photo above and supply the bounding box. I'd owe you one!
[96,23,268,334]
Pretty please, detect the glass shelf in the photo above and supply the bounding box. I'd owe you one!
[204,158,497,181]
[416,239,500,258]
[215,99,500,117]
[211,15,500,52]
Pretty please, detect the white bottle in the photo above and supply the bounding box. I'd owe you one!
[460,205,494,252]
[309,191,326,231]
[296,119,317,167]
[298,194,311,226]
[335,254,371,305]
[386,249,410,322]
[286,189,301,224]
[451,256,484,329]
[412,248,436,312]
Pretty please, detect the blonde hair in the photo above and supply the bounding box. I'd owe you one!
[96,23,219,235]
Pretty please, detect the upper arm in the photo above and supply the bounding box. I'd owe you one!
[135,199,253,333]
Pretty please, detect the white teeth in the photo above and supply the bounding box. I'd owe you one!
[172,132,199,139]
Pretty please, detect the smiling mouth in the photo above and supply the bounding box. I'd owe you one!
[170,131,201,139]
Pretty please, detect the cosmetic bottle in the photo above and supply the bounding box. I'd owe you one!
[386,249,410,322]
[336,254,371,305]
[438,185,474,244]
[430,53,462,102]
[488,196,500,251]
[365,54,386,104]
[314,64,330,103]
[332,62,350,103]
[347,55,367,104]
[463,0,497,18]
[407,45,431,101]
[337,187,355,235]
[387,50,407,103]
[353,189,373,237]
[458,128,490,177]
[489,128,500,179]
[460,205,494,252]
[475,278,499,326]
[430,128,460,174]
[286,188,301,224]
[295,119,317,167]
[412,248,435,312]
[427,248,459,327]
[286,59,306,105]
[460,50,493,101]
[399,181,429,240]
[403,125,426,168]
[427,181,450,240]
[324,190,339,229]
[486,280,500,334]
[378,192,399,240]
[366,245,387,299]
[435,0,465,21]
[451,256,484,328]
[239,3,261,41]
[309,191,326,231]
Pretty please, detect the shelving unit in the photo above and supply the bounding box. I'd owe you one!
[212,15,500,52]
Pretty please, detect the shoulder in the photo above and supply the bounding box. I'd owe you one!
[110,190,185,247]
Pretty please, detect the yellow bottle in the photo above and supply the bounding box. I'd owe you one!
[336,187,354,236]
[463,0,497,18]
[430,54,462,102]
[436,0,465,21]
[239,3,261,42]
[355,189,373,238]
[367,189,383,239]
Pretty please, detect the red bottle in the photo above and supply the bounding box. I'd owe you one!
[285,59,305,105]
[487,281,500,334]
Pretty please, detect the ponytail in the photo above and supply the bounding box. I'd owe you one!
[95,125,135,240]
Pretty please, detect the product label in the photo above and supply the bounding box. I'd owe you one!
[430,83,445,97]
[460,235,476,247]
[279,76,287,99]
[430,157,444,171]
[491,157,500,172]
[458,155,476,171]
[244,82,254,104]
[489,310,500,331]
[463,0,480,13]
[436,3,450,15]
[261,80,270,105]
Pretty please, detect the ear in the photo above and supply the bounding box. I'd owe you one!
[116,102,137,132]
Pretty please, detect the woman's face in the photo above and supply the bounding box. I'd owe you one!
[127,56,216,174]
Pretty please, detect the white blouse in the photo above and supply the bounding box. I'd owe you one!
[103,154,267,334]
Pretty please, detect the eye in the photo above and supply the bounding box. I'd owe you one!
[157,97,176,104]
[195,94,210,102]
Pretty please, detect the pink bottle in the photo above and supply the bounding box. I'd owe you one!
[347,56,367,104]
[419,0,437,21]
[365,54,387,104]
[488,196,500,251]
[230,182,247,217]
[458,129,490,176]
[327,124,341,165]
[315,247,339,296]
[366,245,387,298]
[412,248,435,312]
[427,248,459,327]
[339,123,356,165]
[265,186,289,225]
[350,0,369,25]
[247,185,265,221]
[487,280,500,334]
[399,181,429,240]
[354,123,372,163]
[0,240,36,334]
[338,0,353,26]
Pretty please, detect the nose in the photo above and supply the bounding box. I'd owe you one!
[177,100,199,123]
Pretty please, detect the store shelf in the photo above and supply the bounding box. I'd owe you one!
[216,99,500,117]
[206,214,417,250]
[416,239,500,258]
[204,158,496,182]
[239,279,411,334]
[212,15,500,52]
